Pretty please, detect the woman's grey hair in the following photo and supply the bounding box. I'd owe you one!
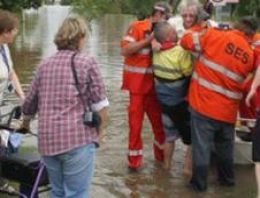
[178,0,201,16]
[54,17,88,50]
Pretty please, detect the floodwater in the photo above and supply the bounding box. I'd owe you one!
[4,5,256,198]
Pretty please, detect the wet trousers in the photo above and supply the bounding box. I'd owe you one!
[128,93,165,169]
[190,109,235,191]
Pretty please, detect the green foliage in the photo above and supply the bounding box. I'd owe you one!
[232,0,260,18]
[0,0,42,11]
[122,0,167,20]
[60,0,73,5]
[71,0,170,21]
[71,0,122,22]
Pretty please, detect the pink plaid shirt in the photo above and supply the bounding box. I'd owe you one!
[23,50,109,156]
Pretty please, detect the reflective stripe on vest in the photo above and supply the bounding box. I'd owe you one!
[123,35,136,43]
[192,71,242,100]
[192,33,201,52]
[124,65,153,74]
[129,149,143,156]
[138,47,151,55]
[252,40,260,47]
[199,55,244,83]
[153,64,182,74]
[154,140,164,150]
[191,52,199,58]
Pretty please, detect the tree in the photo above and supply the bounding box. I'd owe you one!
[0,0,42,11]
[232,0,260,18]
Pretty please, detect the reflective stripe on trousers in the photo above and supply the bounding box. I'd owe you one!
[192,72,242,100]
[129,149,143,156]
[124,65,153,74]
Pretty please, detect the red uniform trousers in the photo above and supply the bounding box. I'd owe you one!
[128,92,165,169]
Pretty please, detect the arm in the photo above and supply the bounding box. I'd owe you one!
[246,65,260,106]
[121,35,152,56]
[121,22,153,57]
[87,58,109,140]
[9,69,25,103]
[20,66,41,131]
[97,106,108,142]
[180,29,208,53]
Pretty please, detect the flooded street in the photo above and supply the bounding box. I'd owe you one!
[5,5,256,198]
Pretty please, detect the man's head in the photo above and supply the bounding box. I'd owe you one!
[151,1,172,23]
[179,1,200,29]
[154,21,177,43]
[234,16,258,37]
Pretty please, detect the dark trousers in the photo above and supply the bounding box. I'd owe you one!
[190,109,235,191]
[160,101,191,145]
[253,111,260,162]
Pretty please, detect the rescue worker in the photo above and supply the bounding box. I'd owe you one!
[180,16,257,191]
[120,2,172,170]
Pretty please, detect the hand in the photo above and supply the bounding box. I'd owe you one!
[98,128,107,144]
[151,39,162,52]
[19,94,25,105]
[18,119,31,134]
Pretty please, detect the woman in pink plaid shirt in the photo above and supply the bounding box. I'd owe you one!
[21,17,109,198]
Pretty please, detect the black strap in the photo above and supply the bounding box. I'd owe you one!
[0,45,10,72]
[70,52,89,111]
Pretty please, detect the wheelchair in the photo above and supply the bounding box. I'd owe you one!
[0,105,49,198]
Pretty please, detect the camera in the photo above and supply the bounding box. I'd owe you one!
[83,111,101,128]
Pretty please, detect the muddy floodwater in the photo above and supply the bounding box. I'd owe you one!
[2,5,256,198]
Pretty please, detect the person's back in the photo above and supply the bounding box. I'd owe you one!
[22,17,109,198]
[180,16,257,192]
[181,27,255,123]
[35,51,104,155]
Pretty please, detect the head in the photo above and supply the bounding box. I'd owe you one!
[0,9,18,44]
[151,1,172,23]
[54,17,88,51]
[179,2,200,29]
[154,21,177,43]
[234,16,258,37]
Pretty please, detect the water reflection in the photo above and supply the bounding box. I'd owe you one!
[6,5,255,198]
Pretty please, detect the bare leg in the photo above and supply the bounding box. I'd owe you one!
[163,142,175,170]
[183,145,192,180]
[255,163,260,198]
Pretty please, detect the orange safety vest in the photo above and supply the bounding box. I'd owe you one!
[120,19,154,94]
[180,28,255,124]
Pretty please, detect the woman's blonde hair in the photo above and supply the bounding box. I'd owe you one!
[54,17,88,50]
